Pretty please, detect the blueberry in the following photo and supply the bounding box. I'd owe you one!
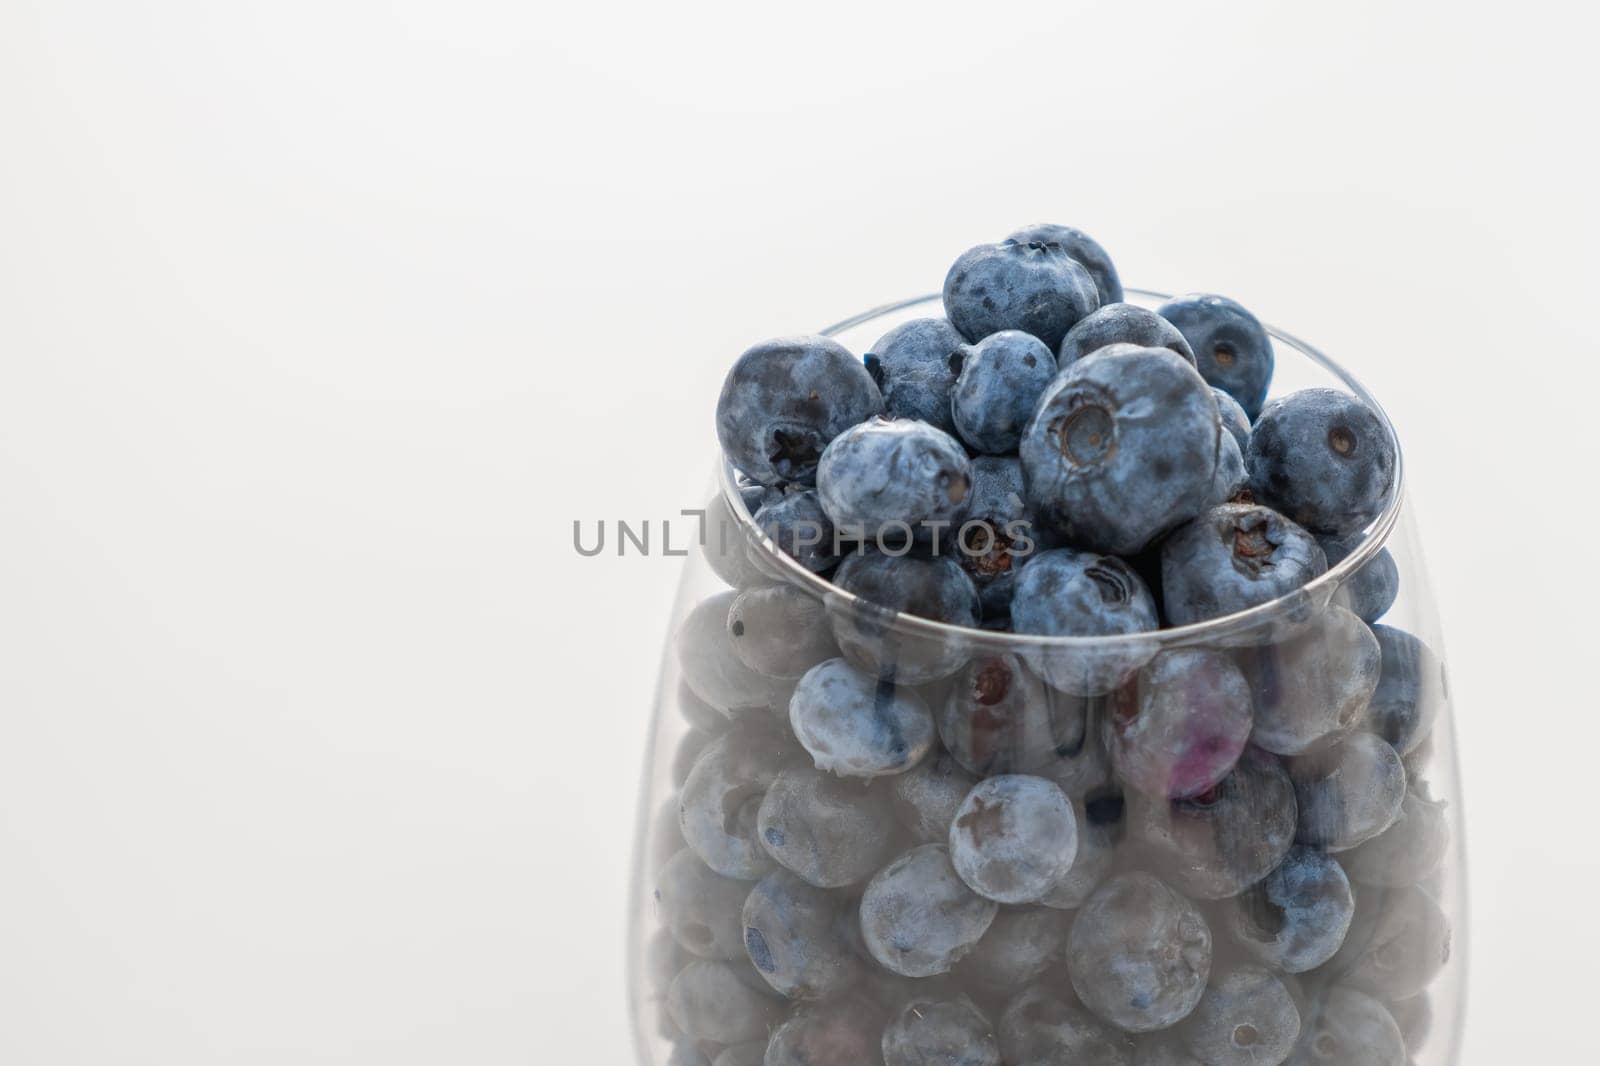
[1021,347,1222,556]
[716,335,882,486]
[1365,625,1445,756]
[680,718,804,879]
[646,927,693,993]
[817,417,972,541]
[1160,504,1328,626]
[1289,732,1406,852]
[829,549,980,683]
[937,653,1085,776]
[958,904,1070,989]
[1109,648,1254,799]
[1240,606,1382,756]
[948,774,1079,904]
[1385,993,1433,1056]
[764,997,886,1066]
[1133,748,1298,900]
[788,658,936,778]
[1058,302,1196,368]
[1247,389,1396,537]
[1004,223,1124,305]
[949,329,1058,454]
[1326,884,1451,1001]
[1208,431,1249,506]
[1156,294,1274,420]
[704,486,777,589]
[751,490,842,576]
[1009,548,1159,640]
[741,869,868,999]
[944,239,1101,350]
[1133,1041,1203,1065]
[658,1015,688,1045]
[1287,986,1406,1066]
[1009,548,1160,695]
[657,843,756,961]
[882,995,1003,1066]
[711,1043,767,1066]
[666,959,784,1045]
[678,591,795,715]
[678,679,734,733]
[1318,533,1400,624]
[890,749,979,842]
[863,316,969,435]
[756,766,897,887]
[1040,789,1123,910]
[955,456,1035,621]
[859,844,999,977]
[1340,787,1450,887]
[1067,872,1213,1032]
[1180,965,1301,1065]
[998,985,1135,1065]
[728,585,839,681]
[665,1043,712,1066]
[1212,388,1252,451]
[1229,845,1355,974]
[673,727,717,789]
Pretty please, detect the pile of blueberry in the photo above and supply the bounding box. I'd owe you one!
[650,226,1450,1065]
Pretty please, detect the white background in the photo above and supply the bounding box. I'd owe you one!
[2,1,1596,1062]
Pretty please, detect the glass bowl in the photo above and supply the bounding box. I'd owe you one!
[627,291,1466,1066]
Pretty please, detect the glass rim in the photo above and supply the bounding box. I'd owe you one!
[717,288,1405,649]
